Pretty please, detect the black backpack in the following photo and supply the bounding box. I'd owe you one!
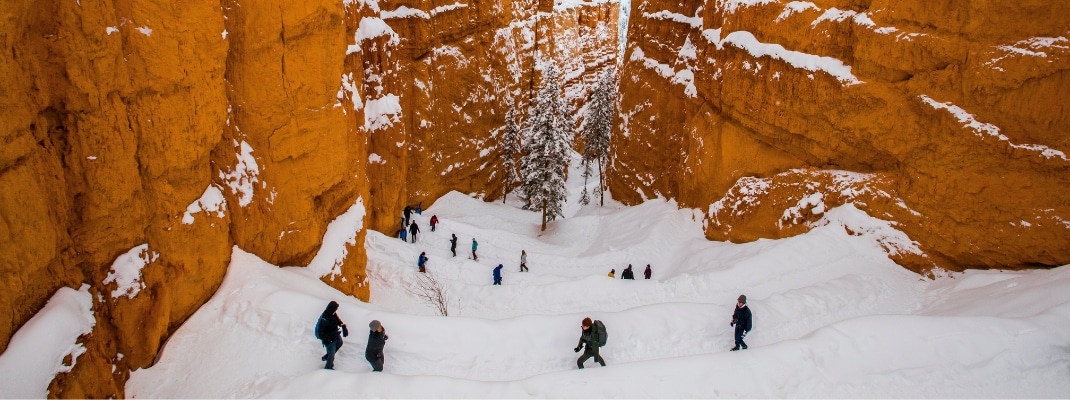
[315,316,330,341]
[594,320,608,347]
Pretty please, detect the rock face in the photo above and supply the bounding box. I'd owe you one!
[614,0,1070,272]
[0,0,617,396]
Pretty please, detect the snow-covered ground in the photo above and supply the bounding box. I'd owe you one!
[3,155,1070,398]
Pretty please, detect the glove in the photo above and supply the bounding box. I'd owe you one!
[341,325,349,337]
[730,320,735,327]
[574,347,581,353]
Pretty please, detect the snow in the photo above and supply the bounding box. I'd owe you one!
[368,153,385,164]
[811,7,875,28]
[136,26,152,36]
[112,156,1070,398]
[711,30,862,85]
[102,244,159,300]
[304,197,366,279]
[106,27,119,35]
[630,47,698,97]
[430,3,468,16]
[356,17,399,46]
[641,10,701,28]
[364,94,403,131]
[919,95,1068,161]
[775,1,818,22]
[182,185,226,224]
[382,6,431,19]
[0,285,95,398]
[716,0,777,14]
[219,140,261,207]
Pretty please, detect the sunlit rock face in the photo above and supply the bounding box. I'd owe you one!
[0,0,617,396]
[613,0,1070,272]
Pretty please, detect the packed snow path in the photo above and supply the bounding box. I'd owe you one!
[120,188,1070,398]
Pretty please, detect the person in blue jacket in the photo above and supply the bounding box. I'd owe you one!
[471,238,479,261]
[417,252,428,273]
[493,264,503,285]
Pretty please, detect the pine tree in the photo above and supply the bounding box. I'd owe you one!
[520,63,571,231]
[500,109,522,203]
[582,69,616,206]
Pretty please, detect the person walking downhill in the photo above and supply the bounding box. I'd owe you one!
[730,294,753,351]
[644,264,652,279]
[316,301,348,370]
[409,221,420,243]
[403,206,412,226]
[493,264,503,285]
[417,252,428,273]
[365,320,388,372]
[621,265,634,280]
[450,234,458,257]
[398,227,407,242]
[471,238,479,261]
[574,317,606,369]
[519,250,528,272]
[430,215,439,232]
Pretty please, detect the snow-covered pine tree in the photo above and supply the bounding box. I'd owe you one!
[520,63,571,231]
[582,69,616,206]
[500,108,522,203]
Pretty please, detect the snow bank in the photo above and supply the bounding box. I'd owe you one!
[0,285,95,398]
[305,197,367,279]
[102,244,159,300]
[919,95,1068,161]
[709,30,862,85]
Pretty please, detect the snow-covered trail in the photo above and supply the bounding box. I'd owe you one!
[122,183,1070,398]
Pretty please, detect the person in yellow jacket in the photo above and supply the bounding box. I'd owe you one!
[607,269,615,278]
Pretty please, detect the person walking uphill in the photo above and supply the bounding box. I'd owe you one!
[644,264,652,279]
[471,238,479,261]
[409,221,420,243]
[430,215,439,232]
[621,265,635,280]
[417,252,428,273]
[493,264,504,285]
[519,250,528,272]
[450,234,458,257]
[730,294,753,351]
[574,317,607,369]
[365,320,389,372]
[316,301,348,370]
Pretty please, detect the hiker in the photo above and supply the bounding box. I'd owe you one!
[398,228,407,242]
[430,215,439,232]
[471,238,479,261]
[644,264,652,279]
[403,206,412,226]
[730,294,753,351]
[519,250,528,272]
[409,221,420,243]
[418,252,428,273]
[493,264,503,285]
[621,264,634,280]
[365,320,388,372]
[573,317,606,369]
[450,234,458,257]
[316,301,348,370]
[415,203,422,214]
[607,269,615,278]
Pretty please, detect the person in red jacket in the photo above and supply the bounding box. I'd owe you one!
[430,215,439,232]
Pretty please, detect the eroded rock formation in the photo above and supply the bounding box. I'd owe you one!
[0,0,617,396]
[614,0,1070,272]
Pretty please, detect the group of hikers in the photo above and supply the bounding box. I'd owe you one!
[315,294,754,371]
[608,264,652,279]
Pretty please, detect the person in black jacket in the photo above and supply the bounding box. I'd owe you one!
[644,264,652,279]
[573,317,606,369]
[317,301,348,370]
[450,234,458,257]
[621,264,634,280]
[366,320,389,371]
[408,221,420,243]
[730,294,752,351]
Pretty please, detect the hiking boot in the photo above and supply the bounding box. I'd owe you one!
[730,345,740,351]
[741,345,748,350]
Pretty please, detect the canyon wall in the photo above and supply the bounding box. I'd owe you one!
[0,0,617,397]
[613,0,1070,272]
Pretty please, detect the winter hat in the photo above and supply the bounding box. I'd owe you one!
[582,317,593,327]
[737,294,747,304]
[369,320,382,330]
[324,301,339,315]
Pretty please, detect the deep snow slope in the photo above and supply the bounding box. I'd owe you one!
[121,188,1070,398]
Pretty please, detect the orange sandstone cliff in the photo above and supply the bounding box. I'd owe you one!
[613,0,1070,272]
[0,0,617,396]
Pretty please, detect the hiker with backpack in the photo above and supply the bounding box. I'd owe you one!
[574,317,607,369]
[398,227,407,242]
[730,294,753,351]
[409,221,420,243]
[621,265,635,280]
[450,234,458,257]
[493,264,503,285]
[418,252,428,273]
[430,215,439,232]
[366,320,388,372]
[315,301,349,370]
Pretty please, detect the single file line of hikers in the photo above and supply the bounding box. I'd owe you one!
[314,295,754,371]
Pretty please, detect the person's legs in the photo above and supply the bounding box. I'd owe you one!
[366,352,384,372]
[577,352,592,369]
[595,353,606,366]
[324,340,339,369]
[732,328,745,350]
